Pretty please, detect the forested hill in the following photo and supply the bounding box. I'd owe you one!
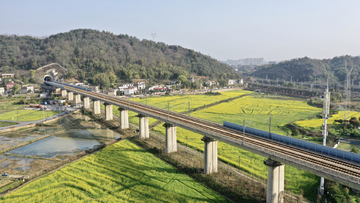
[0,29,238,85]
[250,56,360,84]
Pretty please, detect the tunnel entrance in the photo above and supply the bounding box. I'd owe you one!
[44,75,53,82]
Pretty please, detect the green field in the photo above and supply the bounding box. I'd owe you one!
[0,110,59,121]
[337,143,360,152]
[1,140,227,203]
[129,93,322,200]
[0,102,26,111]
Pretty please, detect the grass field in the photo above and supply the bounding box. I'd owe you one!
[138,94,322,200]
[1,140,227,203]
[336,143,360,152]
[294,111,360,131]
[0,102,26,111]
[0,110,59,121]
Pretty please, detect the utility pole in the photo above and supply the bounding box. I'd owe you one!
[269,115,272,139]
[188,99,190,117]
[243,118,245,142]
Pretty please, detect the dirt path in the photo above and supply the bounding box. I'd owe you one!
[0,180,12,188]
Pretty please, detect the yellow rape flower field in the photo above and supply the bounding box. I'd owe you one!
[295,111,360,130]
[1,140,227,203]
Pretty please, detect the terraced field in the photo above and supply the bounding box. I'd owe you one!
[1,140,227,203]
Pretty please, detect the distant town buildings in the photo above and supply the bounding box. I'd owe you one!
[268,61,277,65]
[222,58,264,66]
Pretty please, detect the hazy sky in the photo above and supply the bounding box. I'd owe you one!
[1,0,360,61]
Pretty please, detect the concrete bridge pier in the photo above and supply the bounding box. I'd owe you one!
[61,89,67,97]
[104,103,113,120]
[75,94,81,106]
[83,97,90,109]
[137,114,149,139]
[202,137,218,174]
[93,100,101,115]
[118,108,129,129]
[164,123,177,153]
[67,92,73,101]
[264,158,284,203]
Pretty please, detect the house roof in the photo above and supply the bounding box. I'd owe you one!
[5,83,15,86]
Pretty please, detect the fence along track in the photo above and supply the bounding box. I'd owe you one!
[61,84,360,181]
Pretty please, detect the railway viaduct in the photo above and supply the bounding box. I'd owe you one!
[49,81,360,203]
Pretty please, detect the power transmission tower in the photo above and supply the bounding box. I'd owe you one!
[151,33,157,41]
[344,61,353,120]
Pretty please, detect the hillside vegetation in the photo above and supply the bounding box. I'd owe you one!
[0,29,239,88]
[251,56,360,84]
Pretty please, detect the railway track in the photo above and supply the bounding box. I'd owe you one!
[63,85,360,180]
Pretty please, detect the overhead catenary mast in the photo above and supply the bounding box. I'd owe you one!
[319,80,330,195]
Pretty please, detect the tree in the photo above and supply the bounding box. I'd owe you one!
[12,84,20,95]
[23,76,29,84]
[30,69,36,78]
[351,147,359,154]
[291,128,299,136]
[109,71,117,83]
[177,75,188,84]
[337,93,342,101]
[287,83,295,87]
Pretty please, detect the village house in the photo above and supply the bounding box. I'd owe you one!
[118,83,133,92]
[124,87,137,95]
[228,79,236,85]
[135,82,146,90]
[21,86,34,94]
[5,83,15,91]
[205,81,216,87]
[2,73,14,78]
[107,89,117,96]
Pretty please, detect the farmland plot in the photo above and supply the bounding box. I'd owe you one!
[1,140,227,203]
